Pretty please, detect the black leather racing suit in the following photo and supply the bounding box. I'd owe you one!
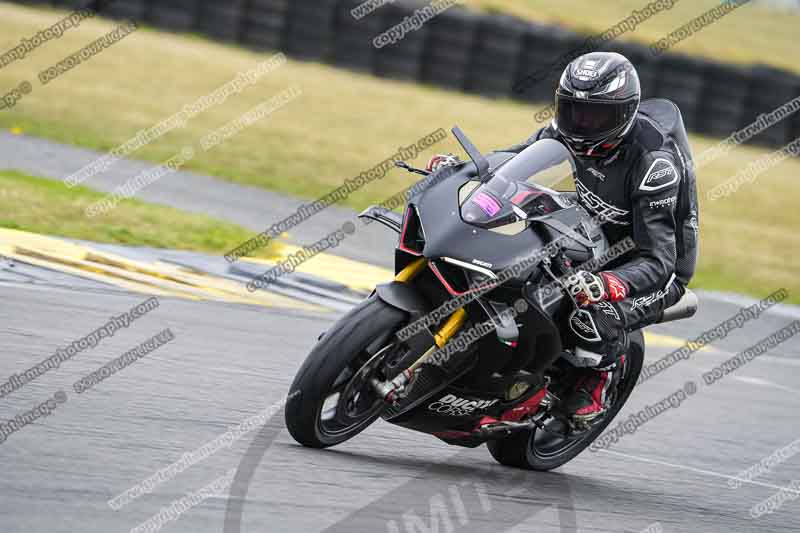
[504,98,699,347]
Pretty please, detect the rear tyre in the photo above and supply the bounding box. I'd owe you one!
[285,296,406,448]
[487,330,644,470]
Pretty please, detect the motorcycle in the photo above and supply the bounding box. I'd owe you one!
[285,127,698,470]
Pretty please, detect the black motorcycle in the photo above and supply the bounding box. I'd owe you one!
[285,128,697,470]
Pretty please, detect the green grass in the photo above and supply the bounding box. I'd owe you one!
[0,3,797,304]
[465,0,799,74]
[0,170,281,258]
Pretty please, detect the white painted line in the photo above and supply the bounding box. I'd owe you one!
[697,290,800,320]
[732,375,800,394]
[598,449,800,495]
[757,355,800,368]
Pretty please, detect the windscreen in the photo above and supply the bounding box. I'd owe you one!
[460,139,576,229]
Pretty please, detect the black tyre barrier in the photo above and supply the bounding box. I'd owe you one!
[197,0,245,42]
[514,24,585,103]
[103,0,148,21]
[147,0,197,33]
[24,0,800,150]
[743,66,800,147]
[284,0,338,61]
[48,0,83,8]
[652,55,706,131]
[697,62,750,138]
[421,6,479,90]
[466,14,527,97]
[241,0,290,52]
[791,106,800,143]
[374,2,430,81]
[333,0,383,72]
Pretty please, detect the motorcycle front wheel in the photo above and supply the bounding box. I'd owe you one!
[285,295,406,448]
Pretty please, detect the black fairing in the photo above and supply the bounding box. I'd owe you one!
[380,137,610,441]
[406,152,603,281]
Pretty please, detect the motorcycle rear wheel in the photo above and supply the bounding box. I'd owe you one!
[285,296,406,448]
[487,330,644,471]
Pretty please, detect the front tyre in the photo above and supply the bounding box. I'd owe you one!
[487,330,645,470]
[285,296,406,448]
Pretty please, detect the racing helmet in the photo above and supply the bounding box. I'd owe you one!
[554,52,640,158]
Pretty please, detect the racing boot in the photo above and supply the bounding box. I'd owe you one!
[564,352,624,424]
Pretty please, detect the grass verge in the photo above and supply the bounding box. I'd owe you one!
[0,170,281,258]
[0,4,797,303]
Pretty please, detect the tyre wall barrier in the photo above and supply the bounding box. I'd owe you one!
[20,0,800,149]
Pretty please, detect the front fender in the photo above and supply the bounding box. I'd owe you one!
[374,281,429,320]
[373,281,438,380]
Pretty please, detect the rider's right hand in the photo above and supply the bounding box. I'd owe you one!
[426,154,461,173]
[566,271,629,306]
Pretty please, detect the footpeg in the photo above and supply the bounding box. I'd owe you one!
[475,419,537,438]
[571,408,608,429]
[539,389,559,409]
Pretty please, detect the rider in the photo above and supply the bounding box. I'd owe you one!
[427,52,699,423]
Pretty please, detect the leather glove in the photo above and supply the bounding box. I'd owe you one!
[566,271,629,306]
[426,154,461,173]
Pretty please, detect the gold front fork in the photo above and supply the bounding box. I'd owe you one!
[434,308,467,348]
[395,257,467,345]
[394,257,427,283]
[405,309,466,374]
[392,257,467,369]
[373,258,468,401]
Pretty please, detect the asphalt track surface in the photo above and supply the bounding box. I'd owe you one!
[2,258,800,533]
[2,134,800,532]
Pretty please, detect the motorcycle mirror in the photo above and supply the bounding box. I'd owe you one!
[394,161,430,176]
[451,126,491,181]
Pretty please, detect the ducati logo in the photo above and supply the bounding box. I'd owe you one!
[428,394,498,417]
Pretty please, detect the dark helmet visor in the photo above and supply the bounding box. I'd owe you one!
[556,95,634,139]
